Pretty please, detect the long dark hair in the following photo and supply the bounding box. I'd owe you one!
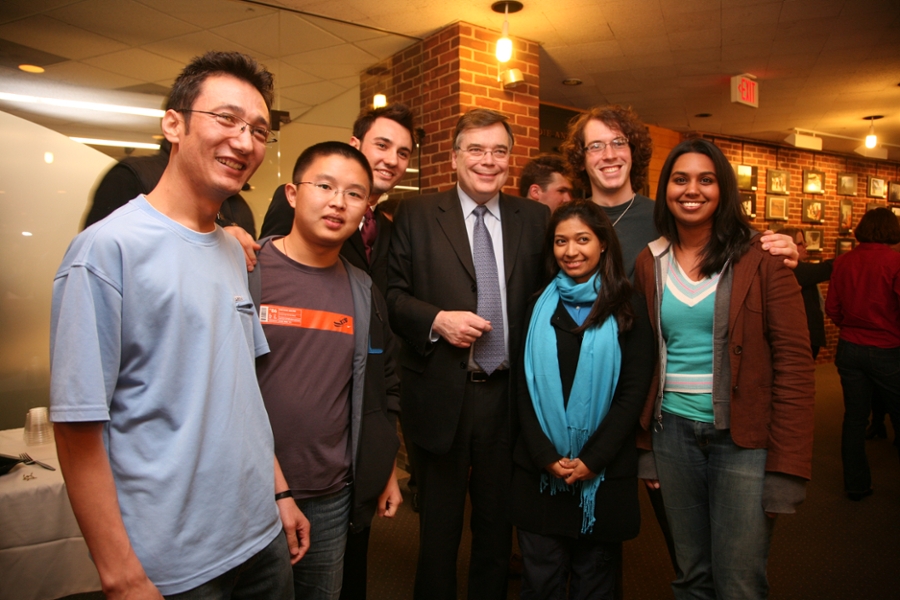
[543,200,634,332]
[654,138,752,277]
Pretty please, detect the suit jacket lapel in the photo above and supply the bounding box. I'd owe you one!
[436,189,477,281]
[500,194,522,283]
[345,229,367,264]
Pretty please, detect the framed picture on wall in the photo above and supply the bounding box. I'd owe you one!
[837,173,858,196]
[765,196,789,221]
[804,229,823,252]
[866,202,883,212]
[740,191,756,219]
[836,238,855,255]
[803,169,825,194]
[801,198,825,223]
[868,176,886,198]
[889,182,900,203]
[892,207,900,219]
[766,169,790,195]
[839,199,853,234]
[735,164,758,191]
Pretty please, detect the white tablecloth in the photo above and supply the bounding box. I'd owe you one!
[0,428,101,600]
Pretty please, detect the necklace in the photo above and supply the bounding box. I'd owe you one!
[280,236,292,261]
[611,194,636,228]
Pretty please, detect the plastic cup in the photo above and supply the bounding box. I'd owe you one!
[24,407,53,446]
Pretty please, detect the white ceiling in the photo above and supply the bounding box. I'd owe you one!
[1,0,899,159]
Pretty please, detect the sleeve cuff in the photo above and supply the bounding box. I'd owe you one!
[637,449,657,480]
[762,472,807,514]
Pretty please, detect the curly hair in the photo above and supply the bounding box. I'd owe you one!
[560,105,653,196]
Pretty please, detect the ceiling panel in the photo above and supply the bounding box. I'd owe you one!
[82,48,186,81]
[0,15,128,59]
[47,0,199,46]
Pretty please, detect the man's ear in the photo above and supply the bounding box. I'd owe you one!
[528,184,543,201]
[160,109,183,145]
[285,183,298,209]
[349,136,362,150]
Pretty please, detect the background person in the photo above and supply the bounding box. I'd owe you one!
[781,227,832,359]
[518,154,574,212]
[511,200,653,599]
[634,138,815,599]
[825,207,900,501]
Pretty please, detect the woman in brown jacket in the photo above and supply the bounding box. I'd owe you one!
[633,139,815,600]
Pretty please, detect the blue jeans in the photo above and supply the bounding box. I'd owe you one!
[834,340,900,493]
[293,485,351,600]
[165,533,293,599]
[653,412,773,600]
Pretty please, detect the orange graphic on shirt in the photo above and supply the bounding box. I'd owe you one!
[259,304,353,335]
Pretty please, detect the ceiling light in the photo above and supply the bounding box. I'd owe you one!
[863,116,883,149]
[492,1,522,64]
[22,232,33,237]
[70,137,161,150]
[373,94,387,109]
[0,92,164,118]
[18,64,45,74]
[562,78,582,86]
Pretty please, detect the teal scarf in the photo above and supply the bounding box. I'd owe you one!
[524,270,621,534]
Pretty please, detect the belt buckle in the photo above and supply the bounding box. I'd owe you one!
[469,370,489,383]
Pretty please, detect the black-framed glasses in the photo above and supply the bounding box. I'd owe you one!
[295,181,369,202]
[584,137,629,154]
[177,109,277,144]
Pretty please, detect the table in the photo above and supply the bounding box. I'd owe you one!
[0,428,101,600]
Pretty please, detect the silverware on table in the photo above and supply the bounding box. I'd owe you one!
[19,452,56,471]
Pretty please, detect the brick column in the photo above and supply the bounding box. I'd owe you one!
[360,22,540,197]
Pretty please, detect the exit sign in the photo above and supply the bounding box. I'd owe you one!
[731,74,758,108]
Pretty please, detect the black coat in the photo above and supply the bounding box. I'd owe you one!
[793,260,833,349]
[511,293,655,541]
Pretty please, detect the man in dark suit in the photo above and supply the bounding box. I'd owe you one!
[259,103,415,294]
[387,108,550,600]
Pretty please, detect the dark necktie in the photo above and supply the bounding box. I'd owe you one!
[472,205,505,374]
[360,207,377,262]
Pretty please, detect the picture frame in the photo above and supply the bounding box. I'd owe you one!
[837,172,858,196]
[801,198,825,224]
[740,191,756,219]
[766,169,790,195]
[765,196,789,221]
[804,228,823,252]
[836,238,855,255]
[735,164,758,191]
[866,202,883,212]
[892,207,900,219]
[839,199,853,234]
[868,176,886,198]
[803,169,825,195]
[889,182,900,203]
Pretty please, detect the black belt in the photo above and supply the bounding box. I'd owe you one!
[468,369,509,383]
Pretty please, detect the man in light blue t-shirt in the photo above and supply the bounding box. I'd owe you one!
[50,52,308,599]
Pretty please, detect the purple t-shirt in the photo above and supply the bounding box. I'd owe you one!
[256,240,354,499]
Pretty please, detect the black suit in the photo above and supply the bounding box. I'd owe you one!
[261,184,392,294]
[387,188,549,599]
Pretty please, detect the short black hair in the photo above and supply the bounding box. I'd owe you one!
[519,155,569,197]
[166,51,275,116]
[352,103,416,148]
[654,138,752,278]
[291,142,374,191]
[855,208,900,244]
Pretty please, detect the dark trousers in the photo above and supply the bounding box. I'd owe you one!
[835,340,900,493]
[517,529,620,600]
[413,373,513,600]
[339,527,370,600]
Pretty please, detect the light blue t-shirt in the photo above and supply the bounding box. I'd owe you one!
[660,259,720,423]
[49,196,281,595]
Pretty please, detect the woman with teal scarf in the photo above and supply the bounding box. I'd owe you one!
[511,200,655,599]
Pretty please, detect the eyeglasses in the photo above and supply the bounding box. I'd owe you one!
[295,181,369,202]
[177,109,277,144]
[584,137,629,154]
[458,146,510,160]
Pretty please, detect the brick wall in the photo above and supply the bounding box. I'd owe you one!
[360,21,540,199]
[699,134,900,363]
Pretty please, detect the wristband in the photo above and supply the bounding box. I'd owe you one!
[275,490,293,501]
